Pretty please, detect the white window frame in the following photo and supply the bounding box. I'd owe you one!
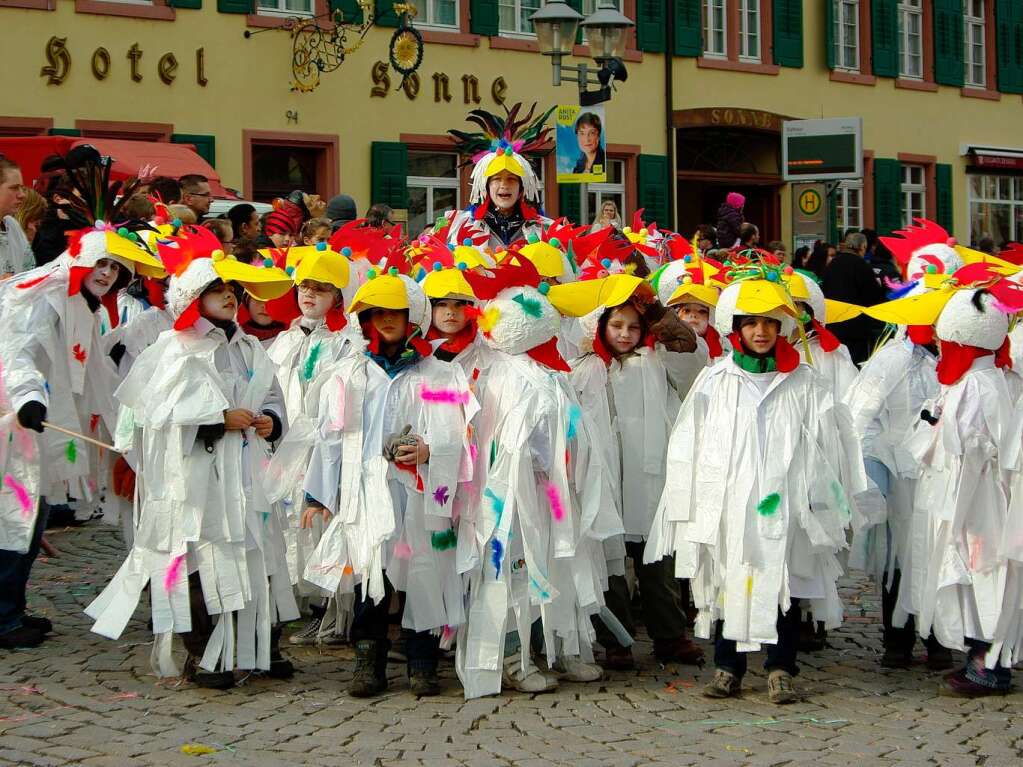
[407,152,461,237]
[833,0,860,71]
[897,0,923,80]
[964,0,986,88]
[498,0,541,37]
[901,164,926,227]
[968,173,1023,248]
[257,0,314,17]
[703,0,727,58]
[835,179,863,232]
[581,0,623,42]
[738,0,761,63]
[580,159,626,225]
[412,0,459,30]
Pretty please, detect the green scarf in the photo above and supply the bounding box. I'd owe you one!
[732,347,777,374]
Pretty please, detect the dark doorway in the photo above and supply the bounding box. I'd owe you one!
[251,145,321,203]
[677,178,782,244]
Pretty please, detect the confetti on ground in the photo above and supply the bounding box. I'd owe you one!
[180,743,219,756]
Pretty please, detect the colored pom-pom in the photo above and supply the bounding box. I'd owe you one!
[263,258,274,268]
[639,228,648,236]
[683,255,692,263]
[212,249,225,262]
[163,554,185,593]
[117,227,130,238]
[420,385,470,405]
[623,227,632,235]
[462,238,472,247]
[545,482,566,522]
[457,262,467,271]
[783,266,794,274]
[389,266,399,276]
[926,264,938,274]
[285,265,295,276]
[341,246,353,257]
[433,261,443,271]
[447,242,456,251]
[550,237,562,249]
[601,258,612,268]
[682,275,693,284]
[537,282,550,295]
[94,220,106,230]
[315,241,327,251]
[171,218,182,229]
[367,269,378,280]
[766,271,778,282]
[526,233,539,244]
[4,474,33,520]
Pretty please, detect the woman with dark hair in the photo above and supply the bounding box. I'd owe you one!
[572,112,605,174]
[804,241,836,279]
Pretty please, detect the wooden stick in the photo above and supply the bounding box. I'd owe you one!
[41,421,118,452]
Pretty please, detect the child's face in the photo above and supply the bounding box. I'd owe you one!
[739,316,780,355]
[83,258,123,297]
[200,281,239,322]
[303,227,330,245]
[268,231,293,248]
[370,308,408,344]
[604,304,643,356]
[432,299,469,338]
[247,297,272,325]
[297,279,337,320]
[677,302,710,336]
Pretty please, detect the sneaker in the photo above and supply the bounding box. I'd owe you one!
[880,646,913,669]
[21,615,53,634]
[940,669,1010,697]
[602,645,636,671]
[502,655,558,693]
[653,636,705,665]
[408,667,441,697]
[288,617,322,646]
[926,645,954,671]
[702,669,741,698]
[551,655,603,682]
[767,670,798,704]
[0,624,45,649]
[316,612,346,647]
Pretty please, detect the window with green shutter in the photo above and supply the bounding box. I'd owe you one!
[873,158,902,236]
[637,154,669,226]
[827,189,840,246]
[469,0,499,36]
[330,0,363,23]
[673,0,701,56]
[169,0,202,9]
[371,142,409,209]
[217,0,252,13]
[172,134,217,168]
[996,0,1023,94]
[772,0,803,67]
[559,185,581,224]
[375,0,400,27]
[935,163,953,234]
[933,0,964,86]
[871,0,898,78]
[825,0,835,69]
[635,0,666,54]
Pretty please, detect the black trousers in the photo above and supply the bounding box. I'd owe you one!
[352,576,439,671]
[713,598,800,678]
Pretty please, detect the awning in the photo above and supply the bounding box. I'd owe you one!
[962,144,1023,171]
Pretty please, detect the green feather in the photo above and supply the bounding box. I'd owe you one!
[756,492,780,517]
[512,292,543,319]
[431,529,457,551]
[489,440,497,468]
[830,481,851,516]
[302,341,323,382]
[66,440,77,464]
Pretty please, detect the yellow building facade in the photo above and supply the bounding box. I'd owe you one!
[2,1,1022,248]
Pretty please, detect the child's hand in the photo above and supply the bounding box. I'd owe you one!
[395,435,430,465]
[224,408,255,430]
[252,414,274,438]
[301,505,331,528]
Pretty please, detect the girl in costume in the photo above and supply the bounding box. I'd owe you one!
[567,273,705,670]
[85,227,299,689]
[454,259,622,698]
[645,256,873,704]
[300,268,475,698]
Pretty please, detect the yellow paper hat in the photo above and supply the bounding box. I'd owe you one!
[515,240,566,279]
[451,242,492,270]
[422,264,476,301]
[955,244,1020,274]
[290,243,351,290]
[546,274,644,317]
[484,152,525,180]
[667,279,719,308]
[349,269,410,314]
[212,252,293,301]
[103,231,167,278]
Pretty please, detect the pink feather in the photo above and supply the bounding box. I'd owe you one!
[393,541,413,560]
[545,482,566,522]
[420,385,470,405]
[469,443,478,468]
[4,474,33,519]
[330,378,346,430]
[163,554,186,593]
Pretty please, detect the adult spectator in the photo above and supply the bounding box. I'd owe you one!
[737,222,759,250]
[695,224,717,255]
[179,174,212,221]
[804,241,836,280]
[841,227,860,244]
[14,188,47,247]
[768,239,787,263]
[119,193,155,222]
[325,194,358,232]
[147,176,182,206]
[203,219,235,255]
[714,192,744,248]
[590,199,622,233]
[0,157,32,278]
[821,231,886,364]
[865,230,900,285]
[365,203,394,228]
[228,203,261,242]
[791,245,810,270]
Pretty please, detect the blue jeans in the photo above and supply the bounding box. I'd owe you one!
[0,499,51,634]
[713,598,801,678]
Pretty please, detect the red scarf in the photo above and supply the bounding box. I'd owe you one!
[426,321,478,356]
[908,324,935,346]
[811,319,840,352]
[727,331,800,373]
[936,338,1011,385]
[526,336,571,372]
[703,325,723,358]
[361,321,432,357]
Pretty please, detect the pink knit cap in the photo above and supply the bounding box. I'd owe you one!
[725,192,745,210]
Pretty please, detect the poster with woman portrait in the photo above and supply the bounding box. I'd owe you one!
[556,104,607,184]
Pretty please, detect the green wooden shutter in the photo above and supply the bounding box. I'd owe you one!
[871,0,898,78]
[637,154,669,226]
[935,163,953,234]
[169,0,202,9]
[371,141,408,209]
[375,0,400,27]
[469,0,499,36]
[933,0,964,86]
[825,0,836,69]
[329,0,363,23]
[559,185,581,224]
[827,189,840,246]
[217,0,252,13]
[772,0,803,67]
[996,0,1023,94]
[673,0,701,56]
[172,133,216,168]
[48,128,82,137]
[873,158,903,236]
[565,0,583,44]
[635,0,666,53]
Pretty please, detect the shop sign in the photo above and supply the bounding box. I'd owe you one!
[40,36,208,87]
[370,62,507,106]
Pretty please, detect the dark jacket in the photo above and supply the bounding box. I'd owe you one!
[714,203,743,249]
[573,147,606,175]
[821,249,887,365]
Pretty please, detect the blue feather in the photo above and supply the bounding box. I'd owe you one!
[886,279,919,300]
[491,538,504,578]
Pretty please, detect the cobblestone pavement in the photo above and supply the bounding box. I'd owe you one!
[2,524,1022,767]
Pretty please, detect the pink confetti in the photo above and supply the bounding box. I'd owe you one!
[441,625,456,641]
[393,541,413,560]
[544,481,566,522]
[4,474,33,519]
[469,443,478,467]
[330,379,346,430]
[420,384,469,405]
[163,554,185,593]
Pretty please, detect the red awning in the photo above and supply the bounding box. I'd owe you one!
[966,147,1023,171]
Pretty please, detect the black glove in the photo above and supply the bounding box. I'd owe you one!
[17,401,46,433]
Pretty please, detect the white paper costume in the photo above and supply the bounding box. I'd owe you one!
[85,228,299,676]
[645,264,875,648]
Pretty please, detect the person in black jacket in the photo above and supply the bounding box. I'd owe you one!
[821,231,886,365]
[714,192,745,248]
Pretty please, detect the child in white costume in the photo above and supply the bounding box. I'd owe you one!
[301,268,475,698]
[568,273,706,670]
[85,227,299,689]
[645,257,874,704]
[454,259,622,698]
[263,243,352,646]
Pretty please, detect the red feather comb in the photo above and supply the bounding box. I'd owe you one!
[462,256,542,299]
[879,218,952,267]
[157,225,223,277]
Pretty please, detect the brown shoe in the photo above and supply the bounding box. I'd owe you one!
[654,636,704,665]
[767,670,798,704]
[702,669,741,698]
[602,645,636,671]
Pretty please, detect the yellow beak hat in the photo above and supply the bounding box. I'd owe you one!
[282,242,351,290]
[349,266,432,332]
[713,256,799,337]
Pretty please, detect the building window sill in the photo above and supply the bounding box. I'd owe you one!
[697,57,779,75]
[489,36,539,53]
[830,69,876,86]
[961,86,1001,101]
[0,0,54,8]
[420,29,480,47]
[895,78,937,92]
[74,0,174,19]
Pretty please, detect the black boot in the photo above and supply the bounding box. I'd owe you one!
[182,654,235,690]
[408,663,441,697]
[267,625,295,679]
[349,639,388,697]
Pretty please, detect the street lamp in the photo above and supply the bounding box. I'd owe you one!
[531,0,635,105]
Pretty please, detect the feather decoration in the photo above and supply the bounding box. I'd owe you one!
[432,485,451,506]
[302,341,323,382]
[490,538,504,578]
[566,404,581,440]
[545,482,566,522]
[393,541,413,560]
[511,292,543,318]
[4,474,33,519]
[430,529,457,551]
[163,554,186,593]
[483,487,505,526]
[756,493,781,517]
[420,385,470,405]
[66,440,77,464]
